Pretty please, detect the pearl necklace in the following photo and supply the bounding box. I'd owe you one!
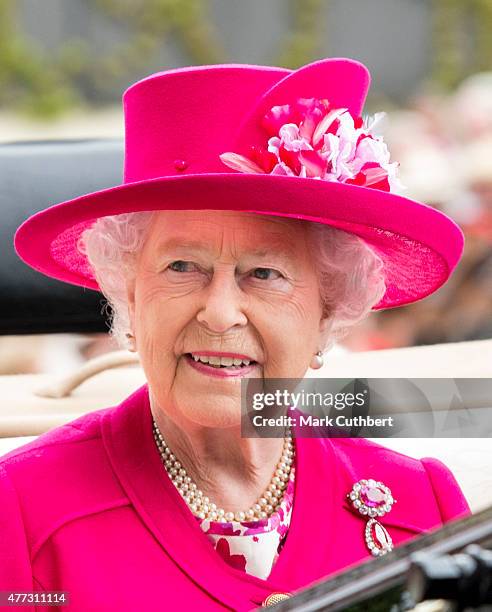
[152,418,295,522]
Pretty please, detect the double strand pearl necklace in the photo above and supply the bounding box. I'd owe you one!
[152,418,295,523]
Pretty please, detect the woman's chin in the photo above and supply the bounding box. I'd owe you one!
[182,401,244,429]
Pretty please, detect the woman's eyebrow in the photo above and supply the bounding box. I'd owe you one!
[241,248,293,263]
[156,239,294,261]
[156,239,211,254]
[245,232,293,258]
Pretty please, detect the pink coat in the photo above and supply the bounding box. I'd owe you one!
[0,385,470,611]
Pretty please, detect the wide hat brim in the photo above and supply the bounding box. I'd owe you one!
[14,171,464,310]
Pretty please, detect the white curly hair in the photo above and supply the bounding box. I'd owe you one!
[78,211,386,352]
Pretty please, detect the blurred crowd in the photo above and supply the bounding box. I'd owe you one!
[342,71,492,351]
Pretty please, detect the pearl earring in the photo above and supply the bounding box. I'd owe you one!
[125,332,136,352]
[310,350,324,370]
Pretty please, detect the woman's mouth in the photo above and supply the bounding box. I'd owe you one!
[183,353,259,378]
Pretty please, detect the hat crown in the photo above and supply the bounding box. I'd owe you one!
[123,65,289,182]
[122,59,370,183]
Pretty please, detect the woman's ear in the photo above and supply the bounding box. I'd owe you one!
[126,277,137,333]
[318,315,333,350]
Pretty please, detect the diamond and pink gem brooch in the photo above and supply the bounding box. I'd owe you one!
[347,479,396,557]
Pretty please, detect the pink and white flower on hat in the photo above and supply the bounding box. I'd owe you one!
[220,97,404,193]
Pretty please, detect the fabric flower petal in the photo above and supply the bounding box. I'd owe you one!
[219,152,265,174]
[299,149,326,178]
[312,108,348,147]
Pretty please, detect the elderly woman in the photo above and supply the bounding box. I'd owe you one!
[2,58,469,611]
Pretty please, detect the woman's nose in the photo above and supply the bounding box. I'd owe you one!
[196,270,248,333]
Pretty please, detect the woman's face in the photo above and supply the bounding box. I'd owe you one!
[127,210,331,428]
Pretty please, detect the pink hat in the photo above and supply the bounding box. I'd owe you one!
[14,57,464,310]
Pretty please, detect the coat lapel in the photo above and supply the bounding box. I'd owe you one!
[101,386,299,609]
[100,385,426,608]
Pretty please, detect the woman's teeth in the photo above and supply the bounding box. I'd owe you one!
[188,354,254,368]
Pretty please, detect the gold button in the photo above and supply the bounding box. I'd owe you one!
[262,592,292,607]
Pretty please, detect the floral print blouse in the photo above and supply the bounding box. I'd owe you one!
[197,468,296,580]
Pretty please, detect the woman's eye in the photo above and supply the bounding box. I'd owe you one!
[167,260,197,273]
[251,267,283,280]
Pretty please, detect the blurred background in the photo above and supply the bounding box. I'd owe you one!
[1,0,491,374]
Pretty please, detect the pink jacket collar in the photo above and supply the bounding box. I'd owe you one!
[100,385,426,609]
